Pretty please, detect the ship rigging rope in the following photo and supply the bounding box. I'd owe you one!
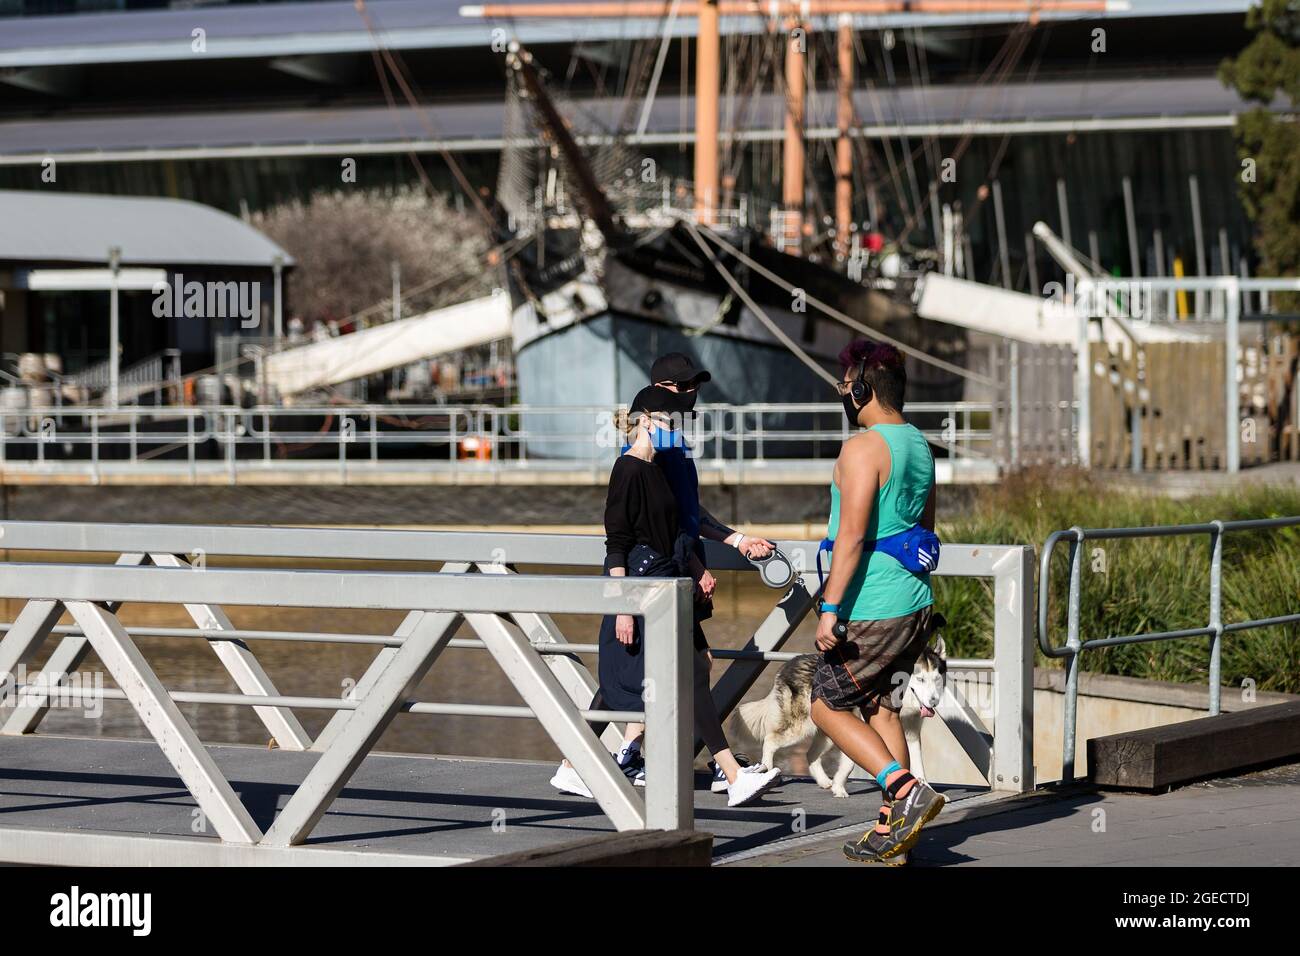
[682,220,840,387]
[684,220,989,462]
[635,0,683,138]
[691,222,996,388]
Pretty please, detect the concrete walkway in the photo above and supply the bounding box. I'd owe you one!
[0,734,983,864]
[733,762,1300,866]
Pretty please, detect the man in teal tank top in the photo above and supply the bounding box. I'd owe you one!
[812,340,946,865]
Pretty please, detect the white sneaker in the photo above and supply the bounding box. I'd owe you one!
[709,755,751,793]
[726,764,782,807]
[549,763,594,799]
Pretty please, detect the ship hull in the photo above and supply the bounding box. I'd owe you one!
[506,223,967,459]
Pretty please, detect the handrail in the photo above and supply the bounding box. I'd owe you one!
[0,548,694,849]
[0,520,1037,800]
[1038,514,1300,780]
[0,400,997,478]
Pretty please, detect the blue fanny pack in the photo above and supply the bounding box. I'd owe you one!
[816,525,940,583]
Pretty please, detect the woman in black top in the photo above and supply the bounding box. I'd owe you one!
[549,387,783,807]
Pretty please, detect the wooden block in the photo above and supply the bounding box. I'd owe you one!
[461,829,715,867]
[1088,700,1300,791]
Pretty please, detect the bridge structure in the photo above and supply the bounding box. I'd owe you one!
[0,521,1033,865]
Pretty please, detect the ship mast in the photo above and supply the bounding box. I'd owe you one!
[464,1,1119,251]
[695,0,721,225]
[834,14,854,260]
[782,19,807,253]
[506,43,625,245]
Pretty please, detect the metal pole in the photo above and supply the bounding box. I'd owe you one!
[1009,341,1020,468]
[1122,176,1141,278]
[1218,228,1231,317]
[1189,174,1207,316]
[391,260,401,324]
[1208,522,1223,715]
[272,254,284,343]
[1226,277,1240,473]
[930,182,943,269]
[1062,532,1084,781]
[1131,399,1142,473]
[108,246,121,409]
[993,179,1011,290]
[1076,281,1091,469]
[1025,232,1040,295]
[226,410,236,484]
[1056,178,1072,250]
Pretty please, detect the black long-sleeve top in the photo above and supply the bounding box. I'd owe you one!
[603,454,680,573]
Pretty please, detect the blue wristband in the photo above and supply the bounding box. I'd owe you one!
[818,600,840,615]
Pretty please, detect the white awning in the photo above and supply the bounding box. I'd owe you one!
[19,267,169,292]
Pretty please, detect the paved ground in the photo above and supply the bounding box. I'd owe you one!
[733,762,1300,866]
[0,734,983,863]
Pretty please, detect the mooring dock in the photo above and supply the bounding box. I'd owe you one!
[0,734,989,865]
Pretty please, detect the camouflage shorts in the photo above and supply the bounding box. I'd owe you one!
[811,606,935,712]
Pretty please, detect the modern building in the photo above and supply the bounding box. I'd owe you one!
[0,189,291,387]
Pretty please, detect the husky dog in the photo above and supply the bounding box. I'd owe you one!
[727,617,948,797]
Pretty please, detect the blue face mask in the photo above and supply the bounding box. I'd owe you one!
[649,425,686,450]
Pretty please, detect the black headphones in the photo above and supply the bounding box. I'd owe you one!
[850,361,872,407]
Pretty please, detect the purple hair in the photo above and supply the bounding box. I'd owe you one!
[839,339,904,375]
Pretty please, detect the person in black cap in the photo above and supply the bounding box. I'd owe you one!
[648,352,783,793]
[548,384,783,807]
[648,351,776,570]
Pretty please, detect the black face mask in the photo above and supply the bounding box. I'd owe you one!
[657,386,697,413]
[842,393,862,428]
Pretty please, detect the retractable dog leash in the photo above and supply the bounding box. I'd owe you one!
[748,545,795,589]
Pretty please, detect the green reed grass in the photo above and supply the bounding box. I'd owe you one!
[932,470,1300,694]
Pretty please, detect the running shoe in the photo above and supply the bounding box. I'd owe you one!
[725,764,782,807]
[620,750,647,787]
[843,815,909,866]
[709,754,751,793]
[870,781,944,859]
[549,762,594,799]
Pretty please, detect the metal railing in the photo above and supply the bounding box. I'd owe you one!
[0,400,997,481]
[0,524,694,859]
[1038,515,1300,781]
[0,521,1035,862]
[1072,276,1300,473]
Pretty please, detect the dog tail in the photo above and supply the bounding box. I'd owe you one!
[729,699,769,750]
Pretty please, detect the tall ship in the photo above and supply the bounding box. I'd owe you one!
[482,2,1031,417]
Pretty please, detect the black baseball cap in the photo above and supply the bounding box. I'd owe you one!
[628,385,678,418]
[650,352,711,389]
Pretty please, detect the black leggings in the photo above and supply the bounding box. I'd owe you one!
[585,646,730,758]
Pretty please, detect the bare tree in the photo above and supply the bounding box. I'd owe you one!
[253,189,496,327]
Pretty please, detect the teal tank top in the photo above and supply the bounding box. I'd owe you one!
[827,423,935,621]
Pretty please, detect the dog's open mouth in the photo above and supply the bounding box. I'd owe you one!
[920,705,936,718]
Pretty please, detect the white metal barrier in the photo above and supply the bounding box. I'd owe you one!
[0,522,1035,860]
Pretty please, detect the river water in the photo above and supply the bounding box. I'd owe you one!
[13,556,820,766]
